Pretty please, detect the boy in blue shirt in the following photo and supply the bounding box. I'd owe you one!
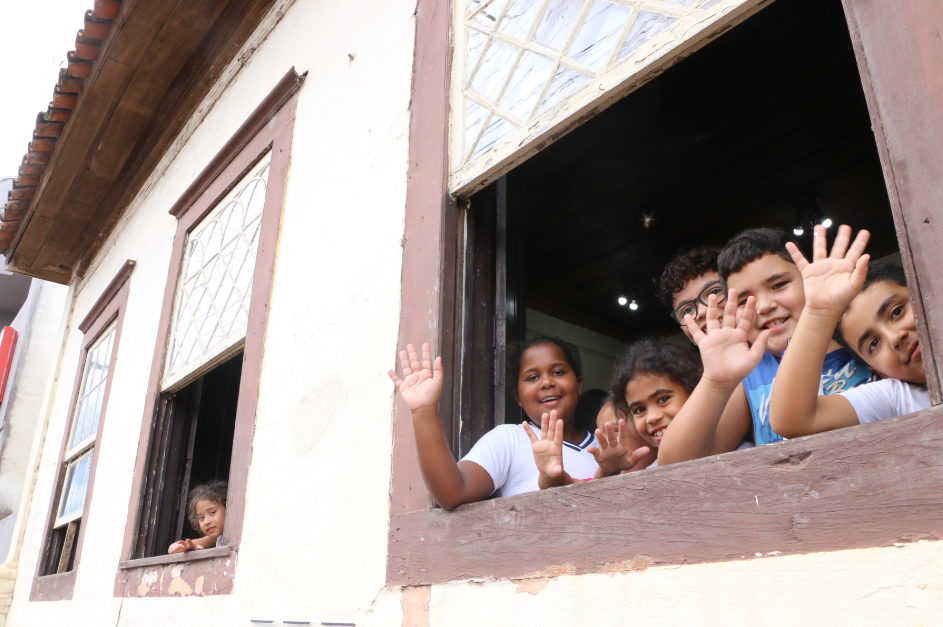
[658,227,873,465]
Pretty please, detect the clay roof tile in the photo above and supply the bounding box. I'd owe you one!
[1,0,121,254]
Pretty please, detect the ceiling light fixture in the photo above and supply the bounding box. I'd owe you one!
[618,296,628,306]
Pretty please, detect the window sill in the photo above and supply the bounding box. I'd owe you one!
[117,545,233,569]
[30,570,77,602]
[114,545,237,597]
[388,407,943,586]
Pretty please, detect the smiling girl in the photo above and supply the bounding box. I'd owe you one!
[389,337,650,508]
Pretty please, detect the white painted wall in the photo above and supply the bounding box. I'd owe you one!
[7,0,417,624]
[0,280,69,560]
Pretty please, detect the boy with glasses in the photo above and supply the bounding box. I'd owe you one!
[656,229,873,465]
[657,247,726,343]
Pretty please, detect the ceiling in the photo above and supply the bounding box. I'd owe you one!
[510,0,897,342]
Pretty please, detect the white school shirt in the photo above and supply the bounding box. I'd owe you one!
[839,378,930,424]
[461,422,598,498]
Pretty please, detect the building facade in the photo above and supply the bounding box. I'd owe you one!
[0,0,941,625]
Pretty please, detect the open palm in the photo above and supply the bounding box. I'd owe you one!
[524,412,564,478]
[687,290,770,387]
[588,418,650,475]
[388,343,443,413]
[786,225,870,316]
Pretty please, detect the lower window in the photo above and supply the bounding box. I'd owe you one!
[132,352,242,558]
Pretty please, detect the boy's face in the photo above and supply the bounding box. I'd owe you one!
[514,343,583,425]
[840,282,925,384]
[726,253,804,355]
[624,374,691,449]
[196,499,226,540]
[672,271,723,343]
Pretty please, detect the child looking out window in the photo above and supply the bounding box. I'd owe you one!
[769,225,930,435]
[658,228,874,465]
[388,337,650,508]
[167,480,227,554]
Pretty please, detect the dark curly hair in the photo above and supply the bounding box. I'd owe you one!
[506,335,582,390]
[186,480,227,531]
[718,227,795,281]
[609,339,702,420]
[657,246,721,311]
[834,261,909,356]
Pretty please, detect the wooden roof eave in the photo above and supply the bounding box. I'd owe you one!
[4,0,279,284]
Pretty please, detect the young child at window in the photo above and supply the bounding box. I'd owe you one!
[388,338,651,508]
[769,225,930,435]
[657,246,725,342]
[167,480,227,554]
[595,399,657,471]
[658,227,874,465]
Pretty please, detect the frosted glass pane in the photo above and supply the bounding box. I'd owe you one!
[168,153,270,379]
[465,100,489,156]
[470,40,521,102]
[500,51,555,119]
[472,0,510,29]
[567,0,631,69]
[474,114,517,157]
[533,0,585,52]
[537,66,590,114]
[466,28,489,80]
[497,0,543,41]
[618,11,677,60]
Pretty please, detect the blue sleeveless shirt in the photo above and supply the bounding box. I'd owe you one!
[743,348,874,446]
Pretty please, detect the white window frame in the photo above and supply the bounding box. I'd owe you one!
[53,321,117,529]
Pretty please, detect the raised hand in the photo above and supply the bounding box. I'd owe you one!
[388,343,444,414]
[687,289,770,388]
[587,419,652,476]
[785,224,870,317]
[523,411,565,479]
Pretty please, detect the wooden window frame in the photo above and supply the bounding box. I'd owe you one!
[113,69,303,598]
[30,260,135,602]
[387,0,943,586]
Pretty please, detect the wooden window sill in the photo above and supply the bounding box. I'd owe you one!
[117,545,234,569]
[30,569,77,602]
[388,407,943,586]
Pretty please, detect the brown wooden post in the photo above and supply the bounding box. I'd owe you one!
[388,0,455,514]
[841,0,943,402]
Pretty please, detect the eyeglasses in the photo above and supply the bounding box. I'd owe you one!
[670,280,727,325]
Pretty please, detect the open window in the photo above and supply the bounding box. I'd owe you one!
[31,261,134,601]
[452,0,901,455]
[388,0,943,585]
[114,69,302,597]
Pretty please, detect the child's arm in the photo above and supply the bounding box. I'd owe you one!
[769,225,870,437]
[658,291,769,466]
[389,343,494,509]
[523,412,578,488]
[587,419,652,477]
[168,536,216,554]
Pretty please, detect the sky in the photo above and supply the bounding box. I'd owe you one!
[0,0,93,179]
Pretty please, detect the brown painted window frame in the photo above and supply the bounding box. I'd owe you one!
[112,69,303,598]
[30,260,135,602]
[386,0,943,586]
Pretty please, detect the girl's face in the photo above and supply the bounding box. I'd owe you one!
[195,499,226,540]
[514,343,582,425]
[624,374,690,448]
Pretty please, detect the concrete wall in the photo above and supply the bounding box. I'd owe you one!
[0,281,69,560]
